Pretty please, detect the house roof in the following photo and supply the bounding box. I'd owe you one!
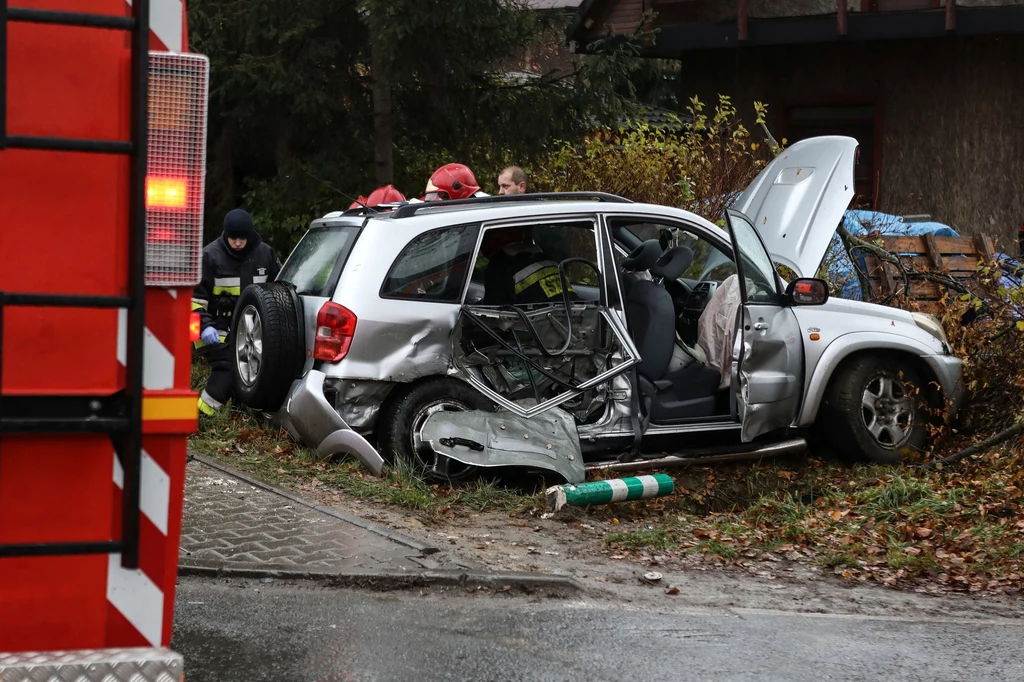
[617,104,691,131]
[525,0,582,9]
[568,1,1024,55]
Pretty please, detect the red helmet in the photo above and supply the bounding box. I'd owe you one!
[424,163,480,201]
[366,184,406,205]
[348,184,406,210]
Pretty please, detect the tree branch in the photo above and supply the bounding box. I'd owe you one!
[925,418,1024,469]
[836,224,991,313]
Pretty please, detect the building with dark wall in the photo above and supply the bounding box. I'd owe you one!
[569,0,1024,244]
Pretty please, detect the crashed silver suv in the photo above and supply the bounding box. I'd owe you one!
[229,136,962,483]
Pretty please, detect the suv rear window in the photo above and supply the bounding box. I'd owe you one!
[381,224,479,303]
[279,226,358,295]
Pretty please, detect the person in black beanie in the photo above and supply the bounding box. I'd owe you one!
[192,209,281,416]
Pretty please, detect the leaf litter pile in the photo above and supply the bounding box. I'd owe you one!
[600,450,1024,596]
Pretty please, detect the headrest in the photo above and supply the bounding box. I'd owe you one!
[649,246,694,281]
[621,239,663,272]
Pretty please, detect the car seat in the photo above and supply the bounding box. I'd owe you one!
[622,244,722,423]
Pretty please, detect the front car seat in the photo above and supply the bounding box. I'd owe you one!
[623,246,721,424]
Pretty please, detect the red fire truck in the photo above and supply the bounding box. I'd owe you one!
[1,0,206,676]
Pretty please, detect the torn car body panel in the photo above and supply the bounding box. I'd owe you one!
[420,408,586,484]
[275,369,386,476]
[450,304,640,419]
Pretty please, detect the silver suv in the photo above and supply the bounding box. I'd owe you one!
[229,137,962,483]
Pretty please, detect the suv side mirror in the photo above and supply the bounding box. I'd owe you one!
[786,278,829,306]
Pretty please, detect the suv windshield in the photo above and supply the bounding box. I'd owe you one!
[279,226,359,295]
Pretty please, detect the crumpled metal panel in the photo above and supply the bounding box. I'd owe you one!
[0,648,183,682]
[420,407,585,483]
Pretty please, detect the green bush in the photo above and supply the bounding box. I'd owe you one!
[530,95,777,224]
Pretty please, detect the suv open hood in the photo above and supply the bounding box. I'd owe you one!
[732,136,858,278]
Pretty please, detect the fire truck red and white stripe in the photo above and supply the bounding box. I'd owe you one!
[128,0,185,52]
[103,41,210,648]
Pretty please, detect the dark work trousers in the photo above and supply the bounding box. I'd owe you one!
[198,342,233,413]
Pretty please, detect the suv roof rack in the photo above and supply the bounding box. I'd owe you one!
[387,191,633,219]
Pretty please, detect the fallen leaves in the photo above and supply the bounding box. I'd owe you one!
[595,450,1024,597]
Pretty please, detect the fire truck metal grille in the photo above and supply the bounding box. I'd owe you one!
[145,52,210,287]
[0,647,183,682]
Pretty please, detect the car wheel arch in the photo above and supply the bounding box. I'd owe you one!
[797,334,945,427]
[372,375,486,437]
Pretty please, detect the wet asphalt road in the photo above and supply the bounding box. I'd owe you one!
[172,577,1024,682]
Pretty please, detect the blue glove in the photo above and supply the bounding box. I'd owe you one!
[201,327,222,346]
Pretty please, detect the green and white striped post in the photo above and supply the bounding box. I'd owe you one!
[545,474,674,512]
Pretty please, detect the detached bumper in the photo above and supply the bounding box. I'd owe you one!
[275,370,385,477]
[923,353,965,418]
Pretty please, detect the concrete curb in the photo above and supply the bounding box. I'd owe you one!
[178,561,582,594]
[187,452,437,555]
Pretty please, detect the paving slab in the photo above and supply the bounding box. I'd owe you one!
[180,457,467,575]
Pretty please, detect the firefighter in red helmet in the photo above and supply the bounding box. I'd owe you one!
[423,163,487,202]
[349,184,407,209]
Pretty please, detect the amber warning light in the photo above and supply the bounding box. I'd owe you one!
[146,176,188,210]
[189,312,202,342]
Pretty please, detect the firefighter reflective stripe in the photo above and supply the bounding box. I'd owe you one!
[212,276,241,296]
[191,298,207,311]
[199,389,223,415]
[253,275,268,284]
[513,260,563,299]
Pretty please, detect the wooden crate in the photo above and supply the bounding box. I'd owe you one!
[857,234,996,313]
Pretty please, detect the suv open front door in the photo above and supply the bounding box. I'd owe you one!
[725,209,804,442]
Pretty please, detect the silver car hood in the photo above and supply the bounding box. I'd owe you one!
[733,136,859,278]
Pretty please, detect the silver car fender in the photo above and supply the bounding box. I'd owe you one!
[796,331,946,427]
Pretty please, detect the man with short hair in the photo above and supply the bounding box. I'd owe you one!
[497,166,528,195]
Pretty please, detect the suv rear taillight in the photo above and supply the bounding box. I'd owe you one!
[314,302,357,362]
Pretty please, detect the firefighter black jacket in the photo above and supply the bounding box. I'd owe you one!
[192,233,281,334]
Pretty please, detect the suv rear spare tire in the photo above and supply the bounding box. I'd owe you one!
[231,283,304,411]
[822,356,929,463]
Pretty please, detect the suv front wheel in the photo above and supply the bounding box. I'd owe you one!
[378,378,494,483]
[822,356,929,464]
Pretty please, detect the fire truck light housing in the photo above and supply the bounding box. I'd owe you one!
[145,52,210,287]
[146,176,188,210]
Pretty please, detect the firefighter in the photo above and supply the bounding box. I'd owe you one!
[193,209,282,416]
[348,184,407,209]
[422,163,488,201]
[479,226,571,306]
